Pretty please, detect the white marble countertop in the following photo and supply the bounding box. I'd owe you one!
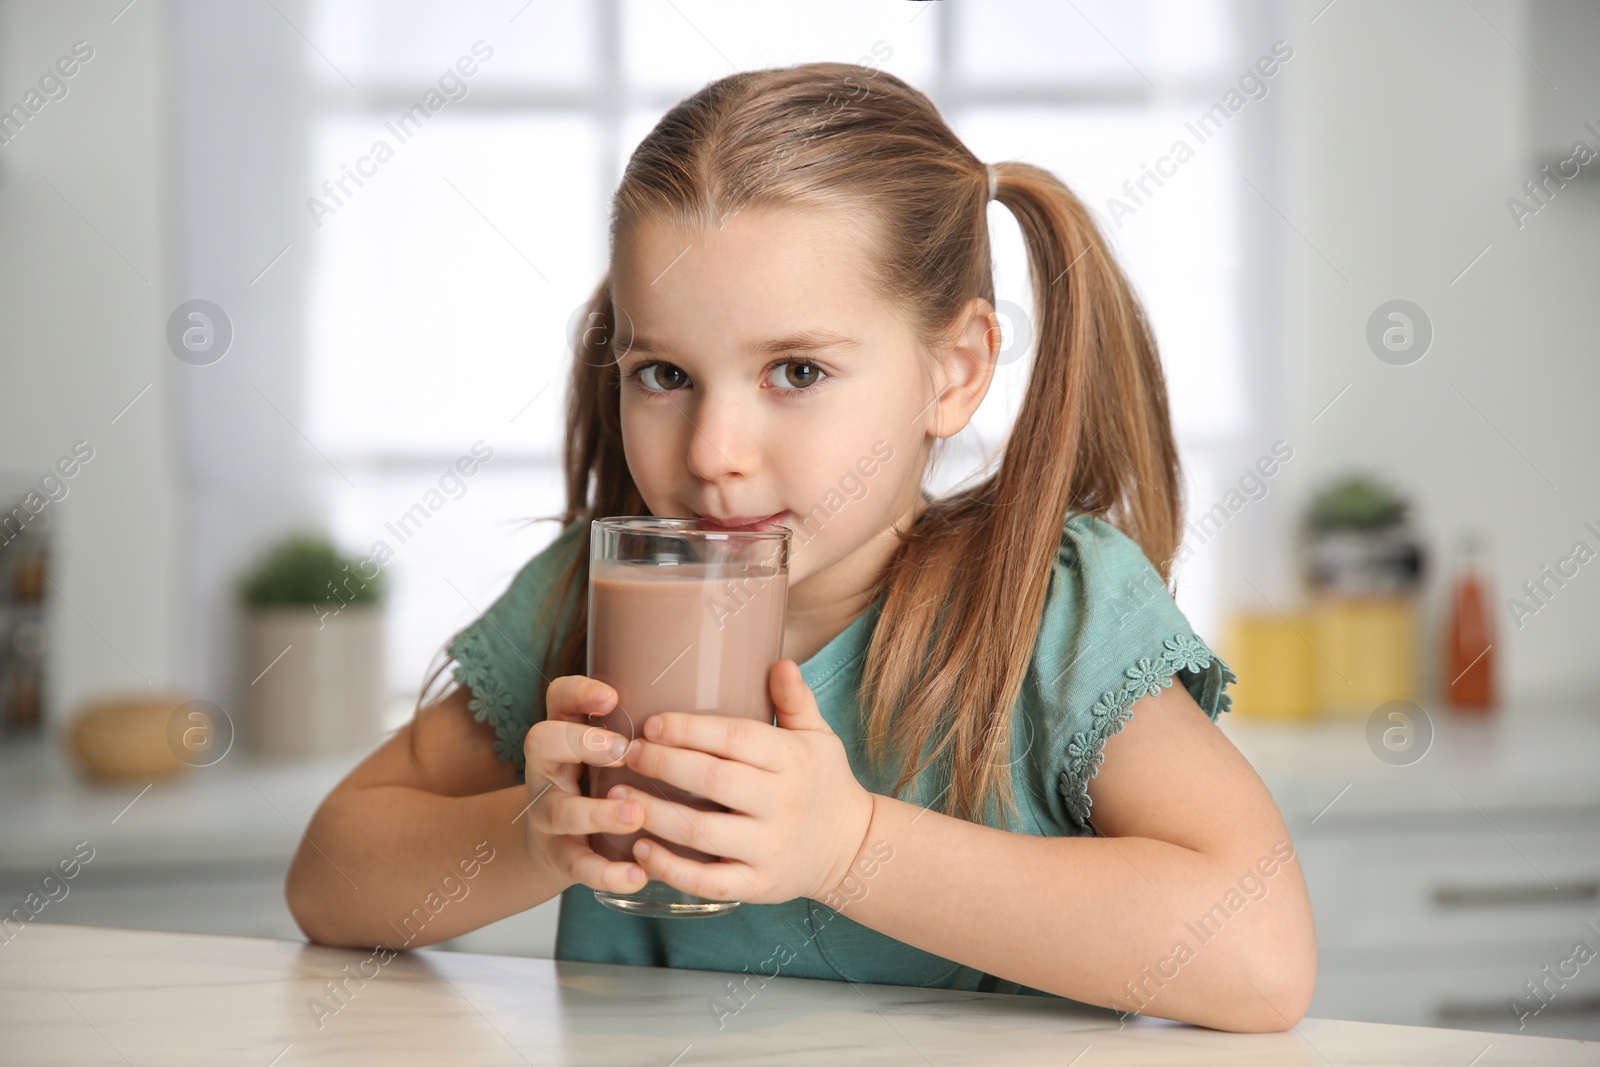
[2,924,1594,1065]
[1219,701,1600,825]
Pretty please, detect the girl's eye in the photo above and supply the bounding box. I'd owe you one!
[633,361,689,392]
[766,361,827,392]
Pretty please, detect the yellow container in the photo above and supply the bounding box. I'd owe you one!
[1311,595,1418,715]
[1224,612,1319,720]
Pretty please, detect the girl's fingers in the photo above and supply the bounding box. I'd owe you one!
[545,675,617,724]
[548,835,649,895]
[632,837,742,903]
[619,787,746,859]
[566,722,631,765]
[533,792,643,837]
[625,738,761,809]
[525,720,631,777]
[643,712,786,771]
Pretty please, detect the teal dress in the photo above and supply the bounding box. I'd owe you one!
[447,512,1236,998]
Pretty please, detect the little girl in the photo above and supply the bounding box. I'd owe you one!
[288,61,1316,1034]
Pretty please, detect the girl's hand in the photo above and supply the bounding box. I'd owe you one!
[607,658,876,905]
[520,675,651,896]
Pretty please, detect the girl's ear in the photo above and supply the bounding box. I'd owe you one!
[926,297,1001,440]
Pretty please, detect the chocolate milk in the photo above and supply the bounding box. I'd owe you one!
[586,559,787,865]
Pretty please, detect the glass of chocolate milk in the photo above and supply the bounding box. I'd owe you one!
[586,516,790,917]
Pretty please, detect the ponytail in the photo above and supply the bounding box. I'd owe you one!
[859,161,1181,827]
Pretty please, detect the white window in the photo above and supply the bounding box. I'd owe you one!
[306,0,1265,715]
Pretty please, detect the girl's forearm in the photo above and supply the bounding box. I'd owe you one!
[286,784,569,950]
[822,794,1315,1033]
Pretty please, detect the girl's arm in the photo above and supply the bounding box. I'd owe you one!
[826,681,1318,1034]
[284,687,564,949]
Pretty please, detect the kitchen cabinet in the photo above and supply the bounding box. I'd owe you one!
[1222,703,1600,1039]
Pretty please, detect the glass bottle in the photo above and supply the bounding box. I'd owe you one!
[1444,530,1495,712]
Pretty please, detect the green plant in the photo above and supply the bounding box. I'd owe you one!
[1306,474,1409,531]
[238,534,386,609]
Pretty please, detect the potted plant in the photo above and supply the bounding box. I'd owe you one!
[1303,475,1424,594]
[237,535,388,759]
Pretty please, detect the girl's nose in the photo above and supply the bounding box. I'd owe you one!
[683,390,759,482]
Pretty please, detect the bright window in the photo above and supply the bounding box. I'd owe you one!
[306,0,1258,711]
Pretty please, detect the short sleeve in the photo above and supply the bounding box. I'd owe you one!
[446,521,586,767]
[1023,512,1237,836]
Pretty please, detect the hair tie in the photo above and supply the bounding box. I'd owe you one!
[986,163,999,201]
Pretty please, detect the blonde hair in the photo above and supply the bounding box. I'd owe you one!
[439,61,1182,829]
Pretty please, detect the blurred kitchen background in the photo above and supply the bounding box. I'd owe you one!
[2,0,1597,1040]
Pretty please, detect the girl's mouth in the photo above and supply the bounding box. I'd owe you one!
[692,510,790,532]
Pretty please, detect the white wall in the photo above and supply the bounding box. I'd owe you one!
[0,0,181,721]
[1256,0,1600,704]
[169,0,323,716]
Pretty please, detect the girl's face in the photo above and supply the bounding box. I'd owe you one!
[610,206,984,602]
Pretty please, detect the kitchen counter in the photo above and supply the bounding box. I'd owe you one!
[0,738,352,872]
[5,702,1590,875]
[1219,700,1600,824]
[0,738,560,954]
[2,924,1594,1065]
[3,703,1597,1036]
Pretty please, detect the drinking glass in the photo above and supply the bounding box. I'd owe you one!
[586,517,790,917]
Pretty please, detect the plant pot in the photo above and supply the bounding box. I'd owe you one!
[1304,525,1423,595]
[242,604,386,759]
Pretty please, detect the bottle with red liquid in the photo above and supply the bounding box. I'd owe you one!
[1444,530,1495,712]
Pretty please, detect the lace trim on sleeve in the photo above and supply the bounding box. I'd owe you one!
[1059,632,1238,829]
[449,626,526,766]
